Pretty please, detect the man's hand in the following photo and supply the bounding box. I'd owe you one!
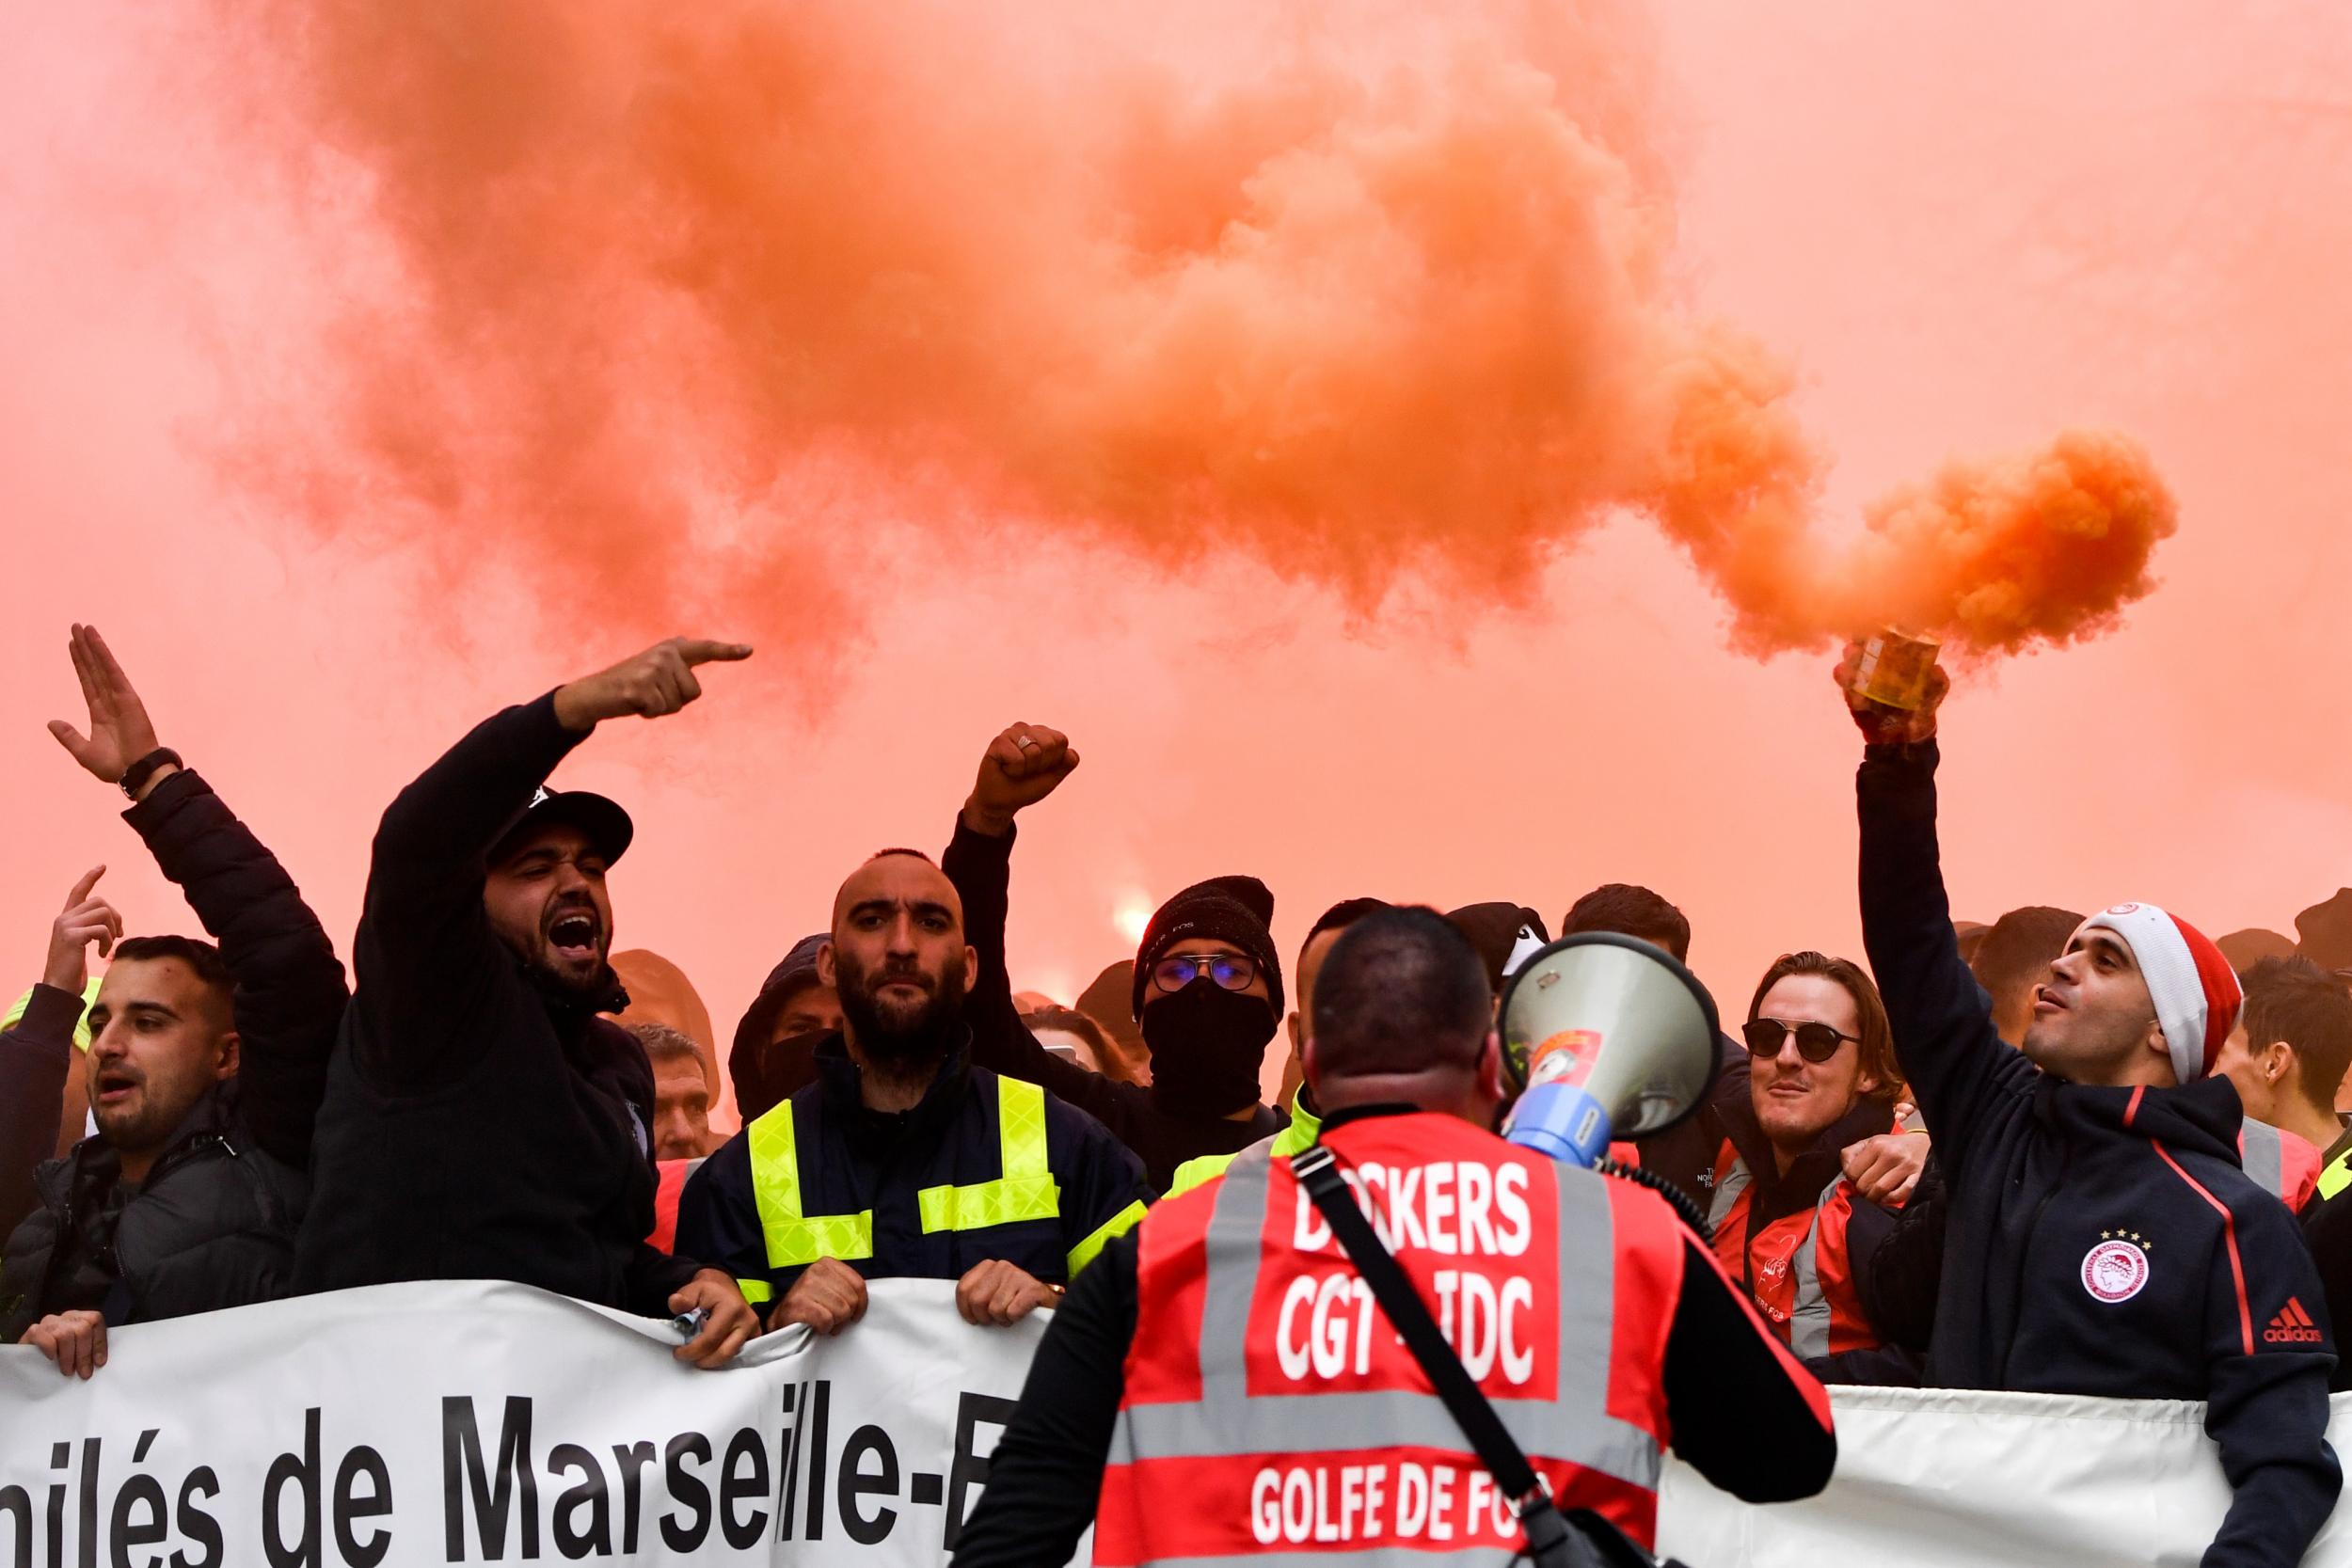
[961,723,1080,838]
[769,1256,868,1336]
[1842,1131,1930,1207]
[552,638,755,733]
[668,1271,758,1369]
[1836,641,1949,749]
[49,625,170,794]
[22,1310,107,1379]
[44,865,122,993]
[954,1259,1059,1326]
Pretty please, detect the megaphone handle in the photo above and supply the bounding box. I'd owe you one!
[1593,1157,1712,1243]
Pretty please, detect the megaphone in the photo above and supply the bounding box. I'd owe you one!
[1498,933,1721,1168]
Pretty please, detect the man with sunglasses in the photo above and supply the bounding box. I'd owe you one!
[1708,953,1910,1371]
[1839,649,2339,1568]
[941,724,1291,1191]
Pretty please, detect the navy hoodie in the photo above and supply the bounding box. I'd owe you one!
[1859,741,2339,1568]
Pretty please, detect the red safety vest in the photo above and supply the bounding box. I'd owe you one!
[1095,1111,1693,1565]
[2240,1119,2321,1213]
[1707,1149,1883,1360]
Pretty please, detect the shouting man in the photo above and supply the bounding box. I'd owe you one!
[295,638,759,1368]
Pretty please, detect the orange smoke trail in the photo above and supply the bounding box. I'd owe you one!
[215,0,2176,659]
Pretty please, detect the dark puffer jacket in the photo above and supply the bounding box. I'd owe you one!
[0,766,345,1338]
[1,1087,306,1339]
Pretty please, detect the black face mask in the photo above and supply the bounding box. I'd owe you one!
[1143,981,1277,1120]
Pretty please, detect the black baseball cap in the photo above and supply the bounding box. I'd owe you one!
[489,786,635,868]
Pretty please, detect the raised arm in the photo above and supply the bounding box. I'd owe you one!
[940,724,1126,1117]
[0,873,117,1229]
[353,637,751,1086]
[1841,650,2033,1164]
[49,626,352,1169]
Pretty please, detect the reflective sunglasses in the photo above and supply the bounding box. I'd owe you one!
[1152,954,1260,992]
[1740,1017,1858,1064]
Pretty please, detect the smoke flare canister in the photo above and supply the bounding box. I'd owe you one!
[1851,628,1942,711]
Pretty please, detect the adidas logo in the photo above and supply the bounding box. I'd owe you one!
[2265,1297,2326,1345]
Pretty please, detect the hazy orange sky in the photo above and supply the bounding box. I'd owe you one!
[6,2,2349,1128]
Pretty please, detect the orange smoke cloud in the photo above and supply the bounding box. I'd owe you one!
[218,0,2176,660]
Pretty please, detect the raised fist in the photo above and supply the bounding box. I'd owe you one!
[962,723,1080,837]
[1836,640,1949,749]
[553,637,754,732]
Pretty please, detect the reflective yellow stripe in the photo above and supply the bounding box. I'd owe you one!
[1068,1199,1147,1276]
[1165,1101,1323,1198]
[2321,1154,2352,1204]
[749,1101,874,1266]
[918,1076,1060,1232]
[736,1277,773,1305]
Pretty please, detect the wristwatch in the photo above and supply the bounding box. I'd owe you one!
[119,748,183,800]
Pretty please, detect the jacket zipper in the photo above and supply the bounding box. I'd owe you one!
[1996,1139,2070,1386]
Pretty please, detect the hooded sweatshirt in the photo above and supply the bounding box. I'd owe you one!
[1859,740,2337,1568]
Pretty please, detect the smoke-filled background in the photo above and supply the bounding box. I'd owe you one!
[3,0,2346,1123]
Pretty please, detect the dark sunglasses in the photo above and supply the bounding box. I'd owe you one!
[1740,1017,1859,1064]
[1152,954,1259,993]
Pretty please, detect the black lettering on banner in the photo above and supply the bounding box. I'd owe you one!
[546,1445,610,1561]
[109,1432,167,1568]
[78,1436,99,1568]
[775,1386,803,1543]
[658,1435,711,1554]
[263,1409,321,1568]
[171,1469,222,1568]
[46,1445,66,1568]
[944,1392,1018,1553]
[608,1443,656,1558]
[719,1431,770,1551]
[441,1396,539,1560]
[836,1429,898,1548]
[331,1448,391,1568]
[0,1482,28,1568]
[804,1382,832,1541]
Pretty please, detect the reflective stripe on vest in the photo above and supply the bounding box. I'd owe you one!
[749,1075,1061,1269]
[749,1098,874,1267]
[2322,1153,2352,1205]
[1071,1200,1147,1277]
[916,1075,1059,1232]
[1706,1154,1752,1233]
[1106,1146,1665,1536]
[1783,1177,1843,1360]
[2243,1119,2284,1201]
[1164,1099,1325,1199]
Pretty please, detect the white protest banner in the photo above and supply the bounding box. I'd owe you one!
[0,1278,1073,1567]
[1659,1385,2352,1568]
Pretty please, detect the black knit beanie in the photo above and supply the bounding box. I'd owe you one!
[1132,875,1284,1021]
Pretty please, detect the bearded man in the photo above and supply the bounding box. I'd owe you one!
[677,849,1150,1334]
[296,638,761,1369]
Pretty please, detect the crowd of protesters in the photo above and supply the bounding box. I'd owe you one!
[7,625,2352,1563]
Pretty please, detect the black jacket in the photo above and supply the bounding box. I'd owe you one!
[944,822,1281,1192]
[294,693,701,1315]
[1,1087,308,1340]
[0,767,345,1337]
[1860,740,2339,1568]
[675,1036,1151,1303]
